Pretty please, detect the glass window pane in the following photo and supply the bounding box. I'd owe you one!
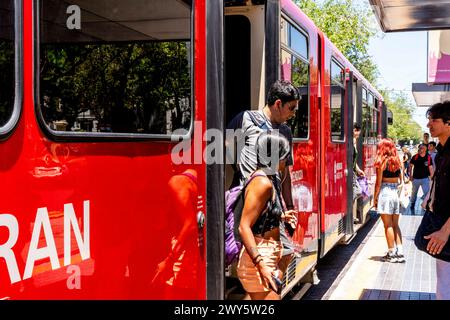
[288,56,309,139]
[39,0,192,135]
[330,85,345,141]
[290,27,307,59]
[362,106,372,143]
[372,108,378,137]
[0,0,15,127]
[330,60,344,142]
[331,61,344,85]
[368,93,374,108]
[280,49,292,82]
[281,18,289,46]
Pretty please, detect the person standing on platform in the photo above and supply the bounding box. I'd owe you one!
[402,146,412,181]
[422,102,450,300]
[423,132,430,149]
[428,141,438,173]
[408,144,434,214]
[373,138,405,263]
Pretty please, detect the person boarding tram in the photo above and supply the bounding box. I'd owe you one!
[226,80,300,280]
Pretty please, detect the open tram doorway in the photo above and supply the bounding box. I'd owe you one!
[223,2,267,299]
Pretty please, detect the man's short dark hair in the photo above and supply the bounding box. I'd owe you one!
[266,80,300,105]
[423,132,430,137]
[429,141,437,147]
[426,101,450,125]
[353,123,361,131]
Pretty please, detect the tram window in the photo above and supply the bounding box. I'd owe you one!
[0,0,16,129]
[280,18,310,140]
[362,87,367,102]
[362,104,372,144]
[368,93,377,138]
[372,108,378,138]
[367,93,374,108]
[281,18,288,46]
[280,50,309,139]
[38,0,192,137]
[290,26,308,59]
[330,60,345,142]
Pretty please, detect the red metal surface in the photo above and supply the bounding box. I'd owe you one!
[0,0,385,299]
[0,0,206,299]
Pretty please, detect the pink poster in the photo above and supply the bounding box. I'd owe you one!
[428,30,450,84]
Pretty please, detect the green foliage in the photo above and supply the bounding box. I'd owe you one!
[381,90,422,144]
[295,0,379,83]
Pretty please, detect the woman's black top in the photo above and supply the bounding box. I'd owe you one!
[251,175,283,236]
[383,161,401,178]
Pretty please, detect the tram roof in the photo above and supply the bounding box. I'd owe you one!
[369,0,450,32]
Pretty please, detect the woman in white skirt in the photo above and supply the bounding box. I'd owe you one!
[374,139,405,263]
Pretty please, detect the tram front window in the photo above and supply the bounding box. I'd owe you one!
[39,0,192,136]
[0,0,16,128]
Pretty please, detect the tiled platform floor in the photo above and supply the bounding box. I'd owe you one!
[328,202,437,300]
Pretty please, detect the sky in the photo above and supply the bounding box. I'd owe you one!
[368,26,429,133]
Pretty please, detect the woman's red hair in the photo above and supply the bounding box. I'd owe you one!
[374,138,402,172]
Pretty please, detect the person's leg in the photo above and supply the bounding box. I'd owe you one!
[380,214,397,262]
[392,214,405,262]
[410,179,420,213]
[420,178,430,201]
[436,259,450,300]
[392,214,403,246]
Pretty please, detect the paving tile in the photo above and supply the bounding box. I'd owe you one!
[399,291,410,300]
[378,290,391,300]
[409,291,420,300]
[419,293,431,300]
[389,291,401,300]
[367,289,381,300]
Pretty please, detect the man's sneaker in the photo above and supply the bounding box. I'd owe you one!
[396,254,406,263]
[382,253,398,263]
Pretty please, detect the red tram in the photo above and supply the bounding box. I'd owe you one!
[0,0,388,299]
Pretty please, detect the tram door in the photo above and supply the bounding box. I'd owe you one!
[224,5,265,189]
[320,55,349,257]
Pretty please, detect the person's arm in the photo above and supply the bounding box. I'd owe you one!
[409,161,414,181]
[424,217,450,256]
[281,166,294,210]
[239,176,278,292]
[373,163,384,208]
[429,164,434,179]
[355,163,365,177]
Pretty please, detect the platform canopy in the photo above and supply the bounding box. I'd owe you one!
[369,0,450,33]
[412,83,450,108]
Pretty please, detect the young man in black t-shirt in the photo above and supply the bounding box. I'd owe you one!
[409,143,434,213]
[423,101,450,299]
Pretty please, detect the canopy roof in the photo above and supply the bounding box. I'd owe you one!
[369,0,450,32]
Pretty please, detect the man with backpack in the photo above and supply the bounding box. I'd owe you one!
[409,143,434,214]
[225,80,300,277]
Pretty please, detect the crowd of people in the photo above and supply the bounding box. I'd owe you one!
[226,79,450,300]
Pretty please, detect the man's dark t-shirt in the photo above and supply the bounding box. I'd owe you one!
[410,153,431,179]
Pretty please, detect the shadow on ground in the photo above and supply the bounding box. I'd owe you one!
[302,215,380,300]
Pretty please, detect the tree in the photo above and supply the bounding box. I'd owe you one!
[295,0,379,83]
[381,90,422,144]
